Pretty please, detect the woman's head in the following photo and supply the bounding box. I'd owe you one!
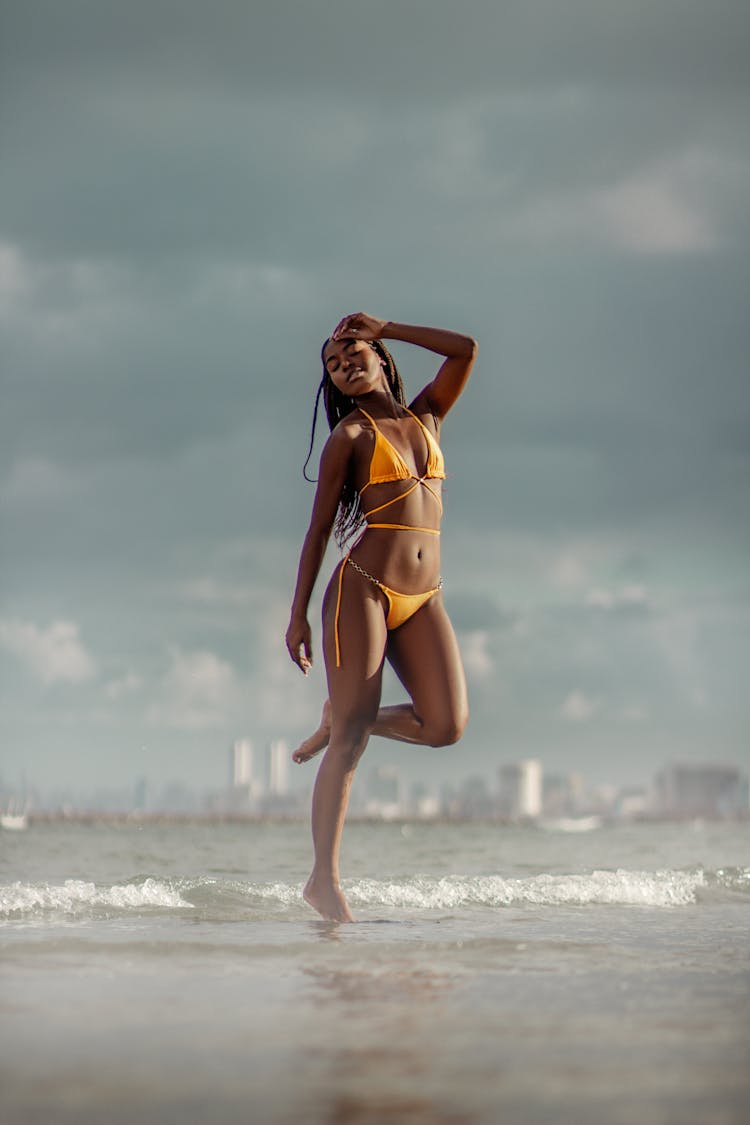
[303,335,406,545]
[319,336,406,431]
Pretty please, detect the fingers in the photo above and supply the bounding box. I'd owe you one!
[286,638,312,675]
[332,312,374,340]
[331,315,355,340]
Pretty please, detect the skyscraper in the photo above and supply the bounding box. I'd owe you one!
[655,763,747,818]
[230,739,253,789]
[498,759,543,819]
[269,740,289,796]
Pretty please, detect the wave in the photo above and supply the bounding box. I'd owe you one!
[0,877,194,918]
[2,867,748,921]
[348,869,707,909]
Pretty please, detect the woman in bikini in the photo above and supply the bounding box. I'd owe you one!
[285,311,477,921]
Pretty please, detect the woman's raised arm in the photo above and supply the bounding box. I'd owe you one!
[331,312,477,421]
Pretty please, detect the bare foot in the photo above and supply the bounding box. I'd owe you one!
[292,700,332,764]
[303,873,355,922]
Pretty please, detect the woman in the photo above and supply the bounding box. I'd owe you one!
[285,311,477,921]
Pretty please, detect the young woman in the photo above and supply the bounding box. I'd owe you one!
[285,311,477,921]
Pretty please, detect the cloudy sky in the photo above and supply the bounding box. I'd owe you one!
[1,0,748,804]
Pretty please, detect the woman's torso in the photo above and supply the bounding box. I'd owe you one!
[345,406,444,593]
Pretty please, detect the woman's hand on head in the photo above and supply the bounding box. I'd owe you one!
[331,312,388,342]
[285,616,313,675]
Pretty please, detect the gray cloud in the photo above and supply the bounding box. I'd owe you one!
[1,0,748,795]
[3,1,749,98]
[2,1,748,265]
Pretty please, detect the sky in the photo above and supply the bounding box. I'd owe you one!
[1,0,749,804]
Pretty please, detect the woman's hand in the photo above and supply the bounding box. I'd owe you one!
[331,311,388,342]
[285,614,313,675]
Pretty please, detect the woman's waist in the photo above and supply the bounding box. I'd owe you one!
[349,530,441,589]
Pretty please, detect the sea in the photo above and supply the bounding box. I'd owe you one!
[1,817,748,1125]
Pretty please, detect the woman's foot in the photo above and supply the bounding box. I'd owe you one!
[303,872,355,923]
[292,700,332,764]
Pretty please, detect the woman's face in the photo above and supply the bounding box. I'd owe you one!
[322,337,384,397]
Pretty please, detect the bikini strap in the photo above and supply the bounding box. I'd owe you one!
[334,557,348,668]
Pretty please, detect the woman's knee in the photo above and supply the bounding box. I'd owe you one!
[423,704,469,748]
[328,710,377,766]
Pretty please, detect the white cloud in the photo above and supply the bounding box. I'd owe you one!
[0,240,140,349]
[0,241,31,304]
[460,629,494,681]
[253,596,321,732]
[147,646,240,731]
[104,672,143,700]
[651,609,710,711]
[194,262,312,308]
[585,584,650,611]
[560,690,599,722]
[512,146,724,254]
[0,457,84,505]
[619,704,648,723]
[0,618,97,684]
[594,159,716,253]
[178,577,254,607]
[549,550,589,591]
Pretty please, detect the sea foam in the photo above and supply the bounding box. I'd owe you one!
[346,869,707,909]
[0,877,193,917]
[3,866,747,921]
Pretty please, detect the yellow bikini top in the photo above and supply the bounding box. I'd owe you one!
[359,407,446,486]
[357,407,445,534]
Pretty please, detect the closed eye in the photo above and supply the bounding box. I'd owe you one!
[326,341,358,372]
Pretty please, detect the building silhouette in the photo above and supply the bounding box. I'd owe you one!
[269,740,289,797]
[230,739,254,789]
[655,763,748,819]
[498,759,543,820]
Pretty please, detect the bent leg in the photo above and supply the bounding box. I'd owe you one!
[294,593,469,766]
[292,699,331,764]
[372,592,469,747]
[303,563,388,922]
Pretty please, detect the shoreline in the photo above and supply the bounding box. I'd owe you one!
[6,810,749,828]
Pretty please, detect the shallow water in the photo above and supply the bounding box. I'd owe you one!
[2,820,749,1124]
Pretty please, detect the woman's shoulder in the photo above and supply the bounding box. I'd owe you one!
[324,411,372,458]
[330,410,371,442]
[406,392,441,437]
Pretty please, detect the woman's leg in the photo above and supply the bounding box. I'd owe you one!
[375,592,469,747]
[292,592,468,763]
[292,699,331,763]
[303,564,388,922]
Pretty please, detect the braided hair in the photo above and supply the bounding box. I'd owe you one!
[303,338,407,547]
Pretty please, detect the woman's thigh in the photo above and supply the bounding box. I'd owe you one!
[322,562,389,732]
[386,593,469,745]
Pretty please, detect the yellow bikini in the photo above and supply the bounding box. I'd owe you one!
[334,407,446,666]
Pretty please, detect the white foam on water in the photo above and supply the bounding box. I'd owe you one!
[0,877,194,917]
[4,866,745,921]
[346,868,707,909]
[252,881,303,907]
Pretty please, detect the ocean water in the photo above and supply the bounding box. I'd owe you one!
[1,819,748,1125]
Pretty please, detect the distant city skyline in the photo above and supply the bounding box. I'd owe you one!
[5,751,746,824]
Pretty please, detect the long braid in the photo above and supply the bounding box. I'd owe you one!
[303,338,406,548]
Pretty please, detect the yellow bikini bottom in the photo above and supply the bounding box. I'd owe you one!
[334,556,443,668]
